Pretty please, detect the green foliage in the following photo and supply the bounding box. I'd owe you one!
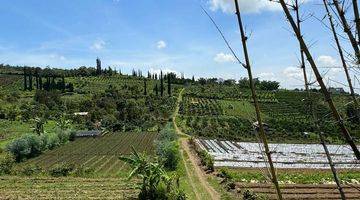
[243,190,258,200]
[156,123,180,171]
[197,150,214,172]
[20,165,43,176]
[6,134,42,162]
[119,148,186,200]
[6,129,74,162]
[0,152,15,175]
[49,163,75,177]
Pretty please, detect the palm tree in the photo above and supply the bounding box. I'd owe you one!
[119,148,185,200]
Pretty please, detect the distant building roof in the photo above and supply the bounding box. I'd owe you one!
[74,112,89,116]
[328,87,346,94]
[76,130,101,137]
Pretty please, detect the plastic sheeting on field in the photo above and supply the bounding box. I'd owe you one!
[196,139,360,169]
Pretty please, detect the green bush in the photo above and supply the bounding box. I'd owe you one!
[49,163,74,177]
[72,165,95,177]
[0,152,15,175]
[158,141,180,171]
[6,134,44,162]
[156,123,180,171]
[20,165,43,176]
[198,150,214,172]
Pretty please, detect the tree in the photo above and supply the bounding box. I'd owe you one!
[96,57,102,75]
[160,71,164,97]
[23,67,27,90]
[155,84,159,96]
[144,79,147,95]
[167,74,171,96]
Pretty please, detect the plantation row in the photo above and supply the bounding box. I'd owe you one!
[179,97,223,116]
[20,132,157,176]
[184,85,277,102]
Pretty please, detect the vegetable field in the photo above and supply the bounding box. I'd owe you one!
[21,132,157,176]
[0,176,138,199]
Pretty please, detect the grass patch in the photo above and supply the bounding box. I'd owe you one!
[219,168,360,184]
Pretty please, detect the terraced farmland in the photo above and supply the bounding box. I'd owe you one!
[21,132,157,176]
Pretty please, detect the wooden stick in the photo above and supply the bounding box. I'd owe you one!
[323,0,359,109]
[332,0,360,62]
[233,1,283,199]
[352,0,360,44]
[295,0,309,92]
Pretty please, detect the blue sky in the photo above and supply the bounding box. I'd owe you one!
[0,0,359,91]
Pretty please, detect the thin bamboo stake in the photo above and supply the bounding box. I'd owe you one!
[295,0,309,91]
[233,1,283,199]
[278,0,360,160]
[323,0,359,109]
[332,0,360,62]
[352,0,360,43]
[319,132,347,200]
[294,2,346,197]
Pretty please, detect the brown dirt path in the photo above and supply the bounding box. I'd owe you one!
[173,88,220,200]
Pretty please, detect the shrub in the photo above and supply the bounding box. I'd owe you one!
[158,141,180,171]
[72,165,95,177]
[20,165,43,176]
[0,152,15,175]
[156,123,180,171]
[243,190,258,200]
[6,137,31,162]
[198,150,214,172]
[49,163,74,177]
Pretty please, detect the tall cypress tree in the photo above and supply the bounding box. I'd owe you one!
[160,71,164,97]
[62,76,66,92]
[144,79,147,95]
[155,84,159,96]
[23,67,27,90]
[29,69,33,91]
[167,74,171,96]
[39,75,43,90]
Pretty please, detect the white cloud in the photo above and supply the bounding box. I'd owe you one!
[208,0,310,14]
[317,55,338,67]
[90,39,106,51]
[208,0,280,14]
[214,52,236,63]
[282,66,302,79]
[156,40,167,49]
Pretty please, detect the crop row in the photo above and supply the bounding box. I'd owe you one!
[184,85,277,102]
[179,97,223,116]
[22,132,157,176]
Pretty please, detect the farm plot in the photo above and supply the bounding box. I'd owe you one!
[22,132,157,176]
[0,176,138,199]
[195,139,360,169]
[179,97,223,116]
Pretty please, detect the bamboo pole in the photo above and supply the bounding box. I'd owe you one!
[233,1,283,199]
[323,0,359,109]
[278,0,360,160]
[295,0,309,91]
[294,2,346,197]
[332,0,360,62]
[352,0,360,44]
[319,132,347,200]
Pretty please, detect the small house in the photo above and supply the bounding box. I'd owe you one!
[76,130,102,138]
